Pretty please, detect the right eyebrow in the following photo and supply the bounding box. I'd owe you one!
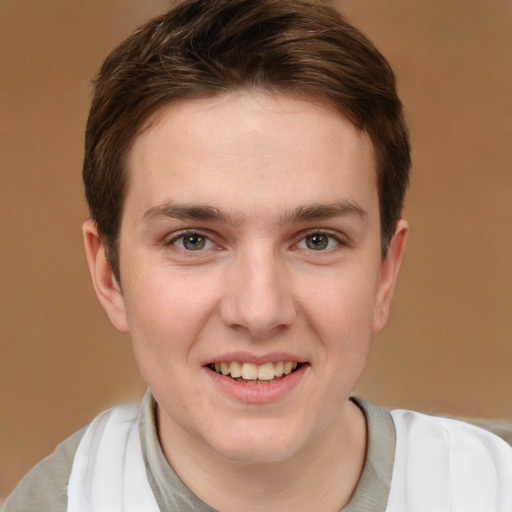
[142,202,242,227]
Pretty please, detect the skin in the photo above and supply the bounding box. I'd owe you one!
[83,91,408,511]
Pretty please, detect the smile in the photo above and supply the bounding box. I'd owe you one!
[208,361,301,383]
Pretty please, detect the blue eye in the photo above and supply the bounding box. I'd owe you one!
[298,232,339,251]
[171,232,215,251]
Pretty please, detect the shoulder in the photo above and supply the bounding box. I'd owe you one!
[388,409,512,511]
[3,404,140,512]
[391,408,512,464]
[3,426,87,512]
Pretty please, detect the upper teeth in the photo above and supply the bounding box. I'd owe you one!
[213,361,299,380]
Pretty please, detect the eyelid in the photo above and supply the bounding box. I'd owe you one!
[294,229,348,250]
[163,228,349,250]
[165,229,219,250]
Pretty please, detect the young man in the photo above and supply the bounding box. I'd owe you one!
[5,0,512,510]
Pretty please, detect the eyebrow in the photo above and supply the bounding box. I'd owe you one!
[143,202,242,226]
[142,200,367,226]
[282,201,368,224]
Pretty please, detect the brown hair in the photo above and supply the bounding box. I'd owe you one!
[83,0,410,281]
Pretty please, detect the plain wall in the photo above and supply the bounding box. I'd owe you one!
[1,0,511,498]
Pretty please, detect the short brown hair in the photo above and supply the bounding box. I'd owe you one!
[83,0,410,281]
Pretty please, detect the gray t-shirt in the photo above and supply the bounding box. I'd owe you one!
[2,392,398,512]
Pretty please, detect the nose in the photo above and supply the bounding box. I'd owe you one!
[219,245,296,339]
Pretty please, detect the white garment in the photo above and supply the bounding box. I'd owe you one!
[387,409,512,512]
[66,405,512,512]
[67,405,159,512]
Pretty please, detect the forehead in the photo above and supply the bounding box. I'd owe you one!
[124,92,378,224]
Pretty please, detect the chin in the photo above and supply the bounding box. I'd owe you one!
[206,422,306,465]
[215,442,297,465]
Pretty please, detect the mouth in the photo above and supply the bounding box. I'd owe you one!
[207,360,304,384]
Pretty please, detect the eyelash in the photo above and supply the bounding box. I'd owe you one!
[166,229,346,253]
[295,230,346,252]
[166,230,218,252]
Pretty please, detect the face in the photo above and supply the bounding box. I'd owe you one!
[85,92,407,466]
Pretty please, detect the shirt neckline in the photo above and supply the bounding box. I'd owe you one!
[139,390,396,512]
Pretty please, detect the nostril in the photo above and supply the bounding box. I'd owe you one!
[218,269,296,338]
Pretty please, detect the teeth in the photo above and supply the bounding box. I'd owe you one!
[230,361,242,378]
[241,362,258,380]
[220,362,230,376]
[257,362,275,381]
[211,360,301,381]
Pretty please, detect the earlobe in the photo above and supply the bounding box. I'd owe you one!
[372,219,409,334]
[82,220,129,333]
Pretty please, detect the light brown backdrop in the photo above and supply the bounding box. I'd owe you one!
[1,0,511,498]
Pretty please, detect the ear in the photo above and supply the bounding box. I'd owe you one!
[372,219,409,334]
[82,219,129,333]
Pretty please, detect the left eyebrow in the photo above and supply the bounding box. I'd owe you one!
[281,201,368,225]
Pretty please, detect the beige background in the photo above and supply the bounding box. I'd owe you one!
[1,0,511,498]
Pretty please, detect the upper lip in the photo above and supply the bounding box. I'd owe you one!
[203,351,307,366]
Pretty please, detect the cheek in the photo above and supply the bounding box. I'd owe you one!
[299,268,377,393]
[299,268,378,341]
[122,270,221,373]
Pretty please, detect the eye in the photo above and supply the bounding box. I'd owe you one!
[297,232,340,251]
[170,232,216,251]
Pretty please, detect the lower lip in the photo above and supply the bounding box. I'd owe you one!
[203,364,308,404]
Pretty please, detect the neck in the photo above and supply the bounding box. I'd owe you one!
[158,401,367,512]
